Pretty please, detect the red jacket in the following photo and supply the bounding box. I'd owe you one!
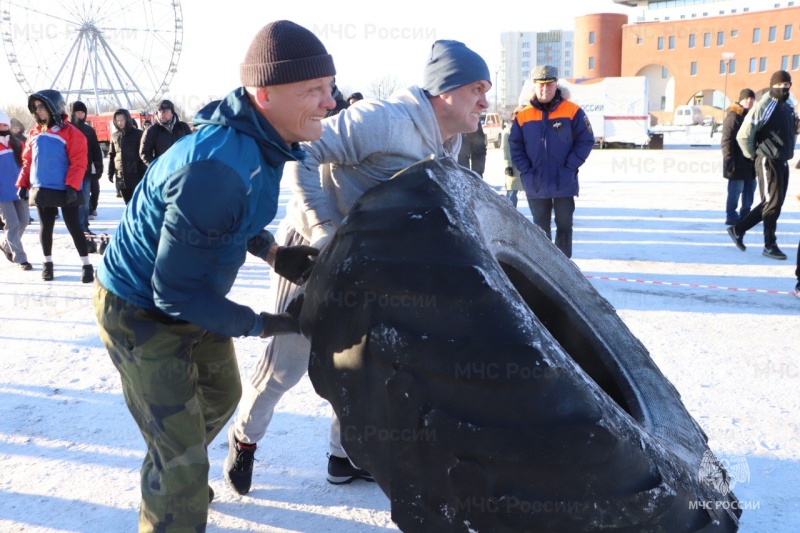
[16,119,88,191]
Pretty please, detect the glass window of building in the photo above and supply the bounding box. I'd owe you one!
[669,36,675,49]
[785,25,793,40]
[719,60,726,74]
[589,31,595,44]
[782,56,789,70]
[717,31,724,46]
[793,55,800,70]
[689,34,696,48]
[658,37,664,50]
[691,61,697,75]
[729,59,736,74]
[703,33,711,47]
[522,61,530,67]
[753,28,760,43]
[731,29,738,37]
[589,57,595,70]
[749,58,757,72]
[769,27,777,42]
[662,66,668,78]
[637,37,643,44]
[522,42,530,48]
[759,57,767,72]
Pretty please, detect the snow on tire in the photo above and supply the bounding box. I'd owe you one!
[300,158,741,532]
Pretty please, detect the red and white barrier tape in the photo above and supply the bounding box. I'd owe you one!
[584,275,798,297]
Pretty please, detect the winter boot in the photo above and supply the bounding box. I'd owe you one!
[81,264,94,283]
[42,262,54,281]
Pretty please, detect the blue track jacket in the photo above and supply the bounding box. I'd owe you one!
[98,88,304,337]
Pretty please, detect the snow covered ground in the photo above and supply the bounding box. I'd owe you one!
[1,141,798,532]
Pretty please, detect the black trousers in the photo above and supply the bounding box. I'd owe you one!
[37,205,89,257]
[528,197,575,258]
[734,157,789,247]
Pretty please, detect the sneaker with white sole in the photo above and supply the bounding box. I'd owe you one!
[327,454,374,485]
[762,245,787,260]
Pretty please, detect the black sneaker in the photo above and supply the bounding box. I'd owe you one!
[19,262,32,271]
[81,265,94,283]
[223,425,256,495]
[762,245,787,260]
[42,262,54,281]
[327,454,374,485]
[726,226,745,251]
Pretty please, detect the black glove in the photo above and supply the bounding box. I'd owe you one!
[65,186,78,206]
[17,188,27,200]
[504,167,514,177]
[246,229,275,261]
[274,245,319,285]
[259,311,300,338]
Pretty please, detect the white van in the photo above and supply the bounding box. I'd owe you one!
[481,113,503,148]
[673,105,704,126]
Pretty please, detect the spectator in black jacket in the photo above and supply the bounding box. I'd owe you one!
[347,92,363,105]
[324,82,349,118]
[139,99,192,166]
[721,88,756,226]
[69,101,103,234]
[108,109,148,204]
[457,121,487,176]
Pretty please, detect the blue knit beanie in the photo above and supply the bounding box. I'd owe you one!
[422,40,491,96]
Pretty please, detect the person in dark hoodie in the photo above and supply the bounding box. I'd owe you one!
[94,20,335,531]
[727,70,797,260]
[69,101,104,233]
[721,88,756,226]
[15,90,92,282]
[457,120,487,176]
[138,99,192,166]
[324,80,349,118]
[107,109,147,203]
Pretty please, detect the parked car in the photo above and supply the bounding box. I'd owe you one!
[481,113,503,148]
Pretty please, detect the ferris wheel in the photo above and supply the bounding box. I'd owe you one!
[0,0,183,113]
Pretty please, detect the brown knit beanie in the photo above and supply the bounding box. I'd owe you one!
[240,20,336,86]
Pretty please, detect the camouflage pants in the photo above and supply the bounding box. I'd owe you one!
[94,282,242,532]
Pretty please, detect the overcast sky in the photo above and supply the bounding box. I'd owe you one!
[0,0,639,111]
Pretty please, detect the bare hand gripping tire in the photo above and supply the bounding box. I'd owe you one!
[300,158,741,532]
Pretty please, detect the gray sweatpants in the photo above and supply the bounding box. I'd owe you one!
[232,220,345,457]
[0,199,30,264]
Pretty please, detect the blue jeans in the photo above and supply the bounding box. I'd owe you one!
[506,190,518,208]
[725,179,756,224]
[79,175,92,232]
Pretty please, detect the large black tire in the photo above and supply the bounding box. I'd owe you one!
[301,158,741,532]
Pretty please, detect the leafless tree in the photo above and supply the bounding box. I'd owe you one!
[3,103,34,131]
[368,75,400,100]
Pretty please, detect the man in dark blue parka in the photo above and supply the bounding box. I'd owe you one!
[94,20,336,531]
[509,65,594,258]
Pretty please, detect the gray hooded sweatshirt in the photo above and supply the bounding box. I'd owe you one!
[284,86,462,239]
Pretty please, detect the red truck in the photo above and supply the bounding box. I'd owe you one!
[86,111,154,154]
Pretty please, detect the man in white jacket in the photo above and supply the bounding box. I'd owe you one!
[225,39,491,494]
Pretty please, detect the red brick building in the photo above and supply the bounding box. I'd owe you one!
[576,2,799,122]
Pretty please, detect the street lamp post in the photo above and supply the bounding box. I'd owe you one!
[722,52,735,110]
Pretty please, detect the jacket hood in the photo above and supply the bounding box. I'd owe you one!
[193,87,304,167]
[113,109,134,132]
[726,103,745,115]
[387,86,461,157]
